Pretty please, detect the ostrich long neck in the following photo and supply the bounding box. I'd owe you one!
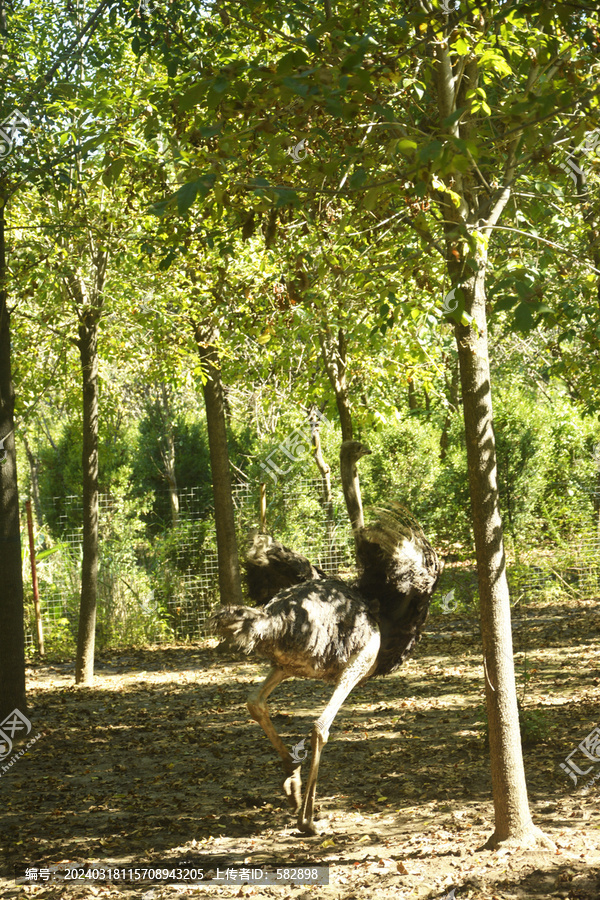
[341,458,365,536]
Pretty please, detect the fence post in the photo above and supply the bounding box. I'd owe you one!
[26,499,45,656]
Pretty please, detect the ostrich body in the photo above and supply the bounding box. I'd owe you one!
[210,440,442,835]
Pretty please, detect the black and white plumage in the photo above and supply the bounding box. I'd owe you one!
[244,532,327,606]
[209,440,442,835]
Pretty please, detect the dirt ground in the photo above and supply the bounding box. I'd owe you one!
[1,596,599,900]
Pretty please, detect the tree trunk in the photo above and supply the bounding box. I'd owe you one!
[320,327,353,440]
[440,356,460,462]
[195,325,243,606]
[309,408,335,558]
[22,434,43,526]
[75,314,100,685]
[159,383,179,526]
[454,257,552,850]
[408,378,418,410]
[0,201,27,719]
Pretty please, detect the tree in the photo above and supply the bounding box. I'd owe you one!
[0,0,140,692]
[140,0,600,847]
[65,254,108,684]
[195,323,243,606]
[0,197,26,719]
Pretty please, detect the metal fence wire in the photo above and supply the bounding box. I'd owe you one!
[23,476,355,653]
[22,481,600,654]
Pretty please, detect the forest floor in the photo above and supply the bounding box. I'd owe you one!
[1,595,599,900]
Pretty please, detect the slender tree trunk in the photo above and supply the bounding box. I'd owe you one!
[163,435,179,527]
[159,383,179,526]
[309,409,335,557]
[440,356,460,462]
[195,325,243,605]
[408,379,418,410]
[320,327,353,440]
[26,499,44,656]
[22,434,43,525]
[0,200,26,719]
[455,256,552,850]
[75,314,100,684]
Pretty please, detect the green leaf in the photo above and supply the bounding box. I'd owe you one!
[494,295,519,312]
[176,181,199,215]
[513,302,535,331]
[282,77,309,97]
[418,140,443,164]
[277,49,309,75]
[349,168,367,189]
[340,49,366,73]
[273,187,298,207]
[180,81,208,112]
[212,76,229,94]
[397,139,418,153]
[36,543,68,562]
[452,36,470,56]
[442,107,467,128]
[478,49,512,77]
[200,123,222,138]
[196,173,217,199]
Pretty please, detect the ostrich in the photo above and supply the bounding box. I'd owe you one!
[209,440,442,835]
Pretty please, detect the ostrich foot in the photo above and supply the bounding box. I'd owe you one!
[297,817,319,836]
[296,815,327,836]
[282,768,302,811]
[297,811,327,836]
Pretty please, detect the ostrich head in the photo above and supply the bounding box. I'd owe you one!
[340,440,371,537]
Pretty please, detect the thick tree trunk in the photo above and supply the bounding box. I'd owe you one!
[0,202,26,719]
[455,258,552,849]
[320,327,353,440]
[75,315,100,685]
[195,326,243,606]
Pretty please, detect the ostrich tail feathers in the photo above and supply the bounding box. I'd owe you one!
[357,503,443,676]
[207,605,269,653]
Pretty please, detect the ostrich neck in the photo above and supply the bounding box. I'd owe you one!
[341,461,364,535]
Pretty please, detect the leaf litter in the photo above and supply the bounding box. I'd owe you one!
[0,596,598,899]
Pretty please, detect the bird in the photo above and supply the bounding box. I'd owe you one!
[209,440,442,835]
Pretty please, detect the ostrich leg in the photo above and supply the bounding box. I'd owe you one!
[247,666,302,810]
[298,630,381,835]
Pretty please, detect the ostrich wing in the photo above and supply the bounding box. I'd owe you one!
[244,533,327,605]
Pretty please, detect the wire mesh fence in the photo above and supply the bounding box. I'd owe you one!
[22,478,600,655]
[23,475,356,654]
